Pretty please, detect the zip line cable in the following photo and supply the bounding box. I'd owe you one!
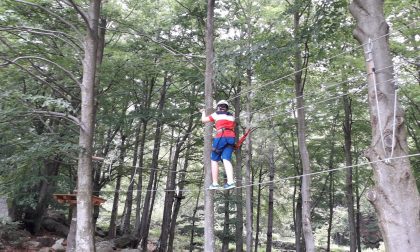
[95,75,408,189]
[89,152,420,194]
[95,60,412,176]
[157,21,418,127]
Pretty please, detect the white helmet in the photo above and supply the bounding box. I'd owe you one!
[216,100,229,107]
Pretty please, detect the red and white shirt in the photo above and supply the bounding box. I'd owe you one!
[209,111,236,138]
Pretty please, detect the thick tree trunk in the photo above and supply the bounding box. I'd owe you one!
[343,80,357,252]
[203,0,215,251]
[76,1,101,250]
[266,140,275,252]
[233,94,244,252]
[349,1,420,250]
[293,10,315,252]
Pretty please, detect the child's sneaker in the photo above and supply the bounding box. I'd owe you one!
[208,184,221,190]
[223,182,236,190]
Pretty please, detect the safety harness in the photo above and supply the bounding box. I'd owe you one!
[212,127,256,154]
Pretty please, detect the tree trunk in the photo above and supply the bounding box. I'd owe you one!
[134,79,154,233]
[167,138,193,252]
[290,128,303,252]
[66,206,77,252]
[245,71,253,252]
[233,94,244,252]
[293,10,315,252]
[121,123,140,234]
[355,167,362,252]
[159,118,194,252]
[266,139,275,252]
[108,134,126,238]
[138,77,169,250]
[93,127,118,227]
[134,120,148,232]
[76,1,101,250]
[189,171,204,252]
[327,172,334,252]
[203,0,215,251]
[327,115,338,252]
[349,1,420,250]
[343,78,357,252]
[222,190,230,252]
[28,158,60,235]
[295,196,303,252]
[254,164,263,252]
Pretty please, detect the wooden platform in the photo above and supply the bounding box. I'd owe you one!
[53,194,106,206]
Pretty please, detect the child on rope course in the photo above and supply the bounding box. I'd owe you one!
[200,100,236,190]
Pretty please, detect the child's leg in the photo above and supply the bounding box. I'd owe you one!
[222,159,234,184]
[211,160,219,185]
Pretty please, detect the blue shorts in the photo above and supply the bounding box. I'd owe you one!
[211,137,235,161]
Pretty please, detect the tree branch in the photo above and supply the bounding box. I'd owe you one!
[2,56,81,86]
[0,58,72,100]
[65,0,90,28]
[0,25,83,53]
[15,0,83,39]
[31,110,80,126]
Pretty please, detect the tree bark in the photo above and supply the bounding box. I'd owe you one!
[189,170,204,252]
[108,134,126,239]
[254,164,263,252]
[66,206,77,252]
[203,0,216,251]
[159,116,194,252]
[266,137,275,252]
[349,1,420,250]
[293,9,315,252]
[76,1,101,251]
[221,190,230,252]
[234,93,244,252]
[121,123,141,234]
[138,76,169,250]
[134,78,156,231]
[167,137,193,252]
[343,78,357,252]
[28,157,60,235]
[245,70,253,252]
[327,173,334,252]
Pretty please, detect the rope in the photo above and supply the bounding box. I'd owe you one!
[366,38,388,159]
[87,152,420,194]
[146,23,417,129]
[389,70,400,160]
[96,72,408,176]
[233,152,420,190]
